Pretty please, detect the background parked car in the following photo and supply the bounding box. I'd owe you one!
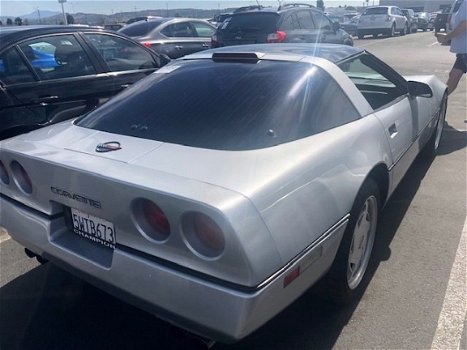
[357,6,408,38]
[414,12,432,31]
[341,15,360,37]
[119,18,216,59]
[0,25,168,139]
[401,9,418,33]
[212,3,354,48]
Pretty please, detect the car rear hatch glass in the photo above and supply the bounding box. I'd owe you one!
[76,59,341,150]
[360,7,388,22]
[218,12,279,45]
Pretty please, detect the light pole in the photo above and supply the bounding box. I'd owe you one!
[58,0,68,25]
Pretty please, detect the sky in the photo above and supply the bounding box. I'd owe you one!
[0,0,380,17]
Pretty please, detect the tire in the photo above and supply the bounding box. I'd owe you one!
[388,24,395,37]
[326,179,380,305]
[400,24,407,36]
[423,94,447,157]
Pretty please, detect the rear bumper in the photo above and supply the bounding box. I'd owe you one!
[357,22,393,31]
[0,195,347,342]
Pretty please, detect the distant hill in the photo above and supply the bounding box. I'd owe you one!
[0,10,60,23]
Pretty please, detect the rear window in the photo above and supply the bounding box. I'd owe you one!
[77,60,359,150]
[362,7,389,16]
[219,13,279,34]
[119,19,168,37]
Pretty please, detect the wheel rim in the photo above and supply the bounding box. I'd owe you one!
[347,196,377,290]
[434,98,447,150]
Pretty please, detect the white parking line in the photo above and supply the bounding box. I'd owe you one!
[0,233,11,243]
[431,216,467,350]
[429,41,440,47]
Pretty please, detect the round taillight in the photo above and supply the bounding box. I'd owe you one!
[182,212,225,259]
[10,161,32,194]
[0,160,9,184]
[132,199,170,242]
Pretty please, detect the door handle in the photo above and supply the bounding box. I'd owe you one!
[38,95,59,101]
[202,43,210,48]
[388,123,398,138]
[175,45,183,50]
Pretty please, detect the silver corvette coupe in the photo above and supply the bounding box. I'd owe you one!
[0,44,446,343]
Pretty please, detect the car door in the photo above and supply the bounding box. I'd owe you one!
[393,7,406,30]
[0,34,114,138]
[158,21,203,58]
[189,21,216,53]
[82,33,160,94]
[338,53,416,185]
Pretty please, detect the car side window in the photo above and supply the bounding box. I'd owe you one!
[191,22,215,37]
[311,11,332,30]
[0,47,35,85]
[161,22,195,37]
[280,14,298,30]
[18,35,96,80]
[84,34,157,71]
[339,54,408,110]
[296,10,315,30]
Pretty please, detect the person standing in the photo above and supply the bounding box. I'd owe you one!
[436,0,467,95]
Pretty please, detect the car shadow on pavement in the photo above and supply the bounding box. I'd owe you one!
[436,122,467,155]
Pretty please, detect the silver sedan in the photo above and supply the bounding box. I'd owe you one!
[0,44,447,344]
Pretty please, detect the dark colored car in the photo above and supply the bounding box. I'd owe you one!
[341,15,360,37]
[211,3,354,48]
[434,7,451,32]
[415,12,432,31]
[0,25,168,139]
[119,18,216,59]
[401,9,418,33]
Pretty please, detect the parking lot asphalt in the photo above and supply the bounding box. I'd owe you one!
[1,32,466,350]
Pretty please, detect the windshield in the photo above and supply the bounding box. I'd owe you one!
[77,59,356,150]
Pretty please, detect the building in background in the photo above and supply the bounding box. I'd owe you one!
[379,0,454,12]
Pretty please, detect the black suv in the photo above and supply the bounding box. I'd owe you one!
[212,3,353,48]
[0,25,168,139]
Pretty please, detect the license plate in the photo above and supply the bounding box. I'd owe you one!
[71,208,116,249]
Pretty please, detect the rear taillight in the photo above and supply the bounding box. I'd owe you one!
[0,160,9,184]
[386,15,392,22]
[142,42,152,48]
[182,212,225,259]
[211,34,218,48]
[132,199,170,242]
[10,161,32,194]
[267,31,287,43]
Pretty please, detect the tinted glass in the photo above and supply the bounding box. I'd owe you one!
[119,19,167,37]
[280,14,298,30]
[362,7,389,15]
[297,10,315,29]
[220,13,279,34]
[192,22,215,37]
[0,47,35,84]
[311,12,332,30]
[77,60,360,150]
[85,34,157,71]
[160,22,194,37]
[18,35,95,80]
[340,55,406,110]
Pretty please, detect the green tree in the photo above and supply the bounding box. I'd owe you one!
[317,0,325,11]
[14,17,23,26]
[6,18,13,25]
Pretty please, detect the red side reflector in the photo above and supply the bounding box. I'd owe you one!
[283,266,300,288]
[143,42,152,47]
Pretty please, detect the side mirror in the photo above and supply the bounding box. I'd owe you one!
[332,21,341,31]
[408,81,433,98]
